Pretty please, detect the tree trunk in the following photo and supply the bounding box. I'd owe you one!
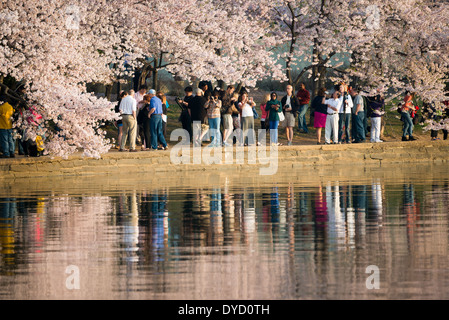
[152,59,159,91]
[217,80,226,90]
[310,46,320,125]
[138,64,151,89]
[153,69,159,91]
[105,84,113,101]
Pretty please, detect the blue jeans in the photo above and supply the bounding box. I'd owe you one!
[401,112,414,137]
[353,112,366,142]
[298,104,309,133]
[150,115,167,149]
[338,113,351,142]
[0,129,15,157]
[269,121,279,144]
[208,117,221,146]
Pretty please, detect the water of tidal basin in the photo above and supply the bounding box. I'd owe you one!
[1,164,449,299]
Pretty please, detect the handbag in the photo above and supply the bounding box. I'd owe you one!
[278,110,285,122]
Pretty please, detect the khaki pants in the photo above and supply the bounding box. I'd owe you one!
[121,114,137,150]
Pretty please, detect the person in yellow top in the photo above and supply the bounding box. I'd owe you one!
[0,101,16,158]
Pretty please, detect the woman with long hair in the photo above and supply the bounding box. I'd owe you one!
[238,92,256,146]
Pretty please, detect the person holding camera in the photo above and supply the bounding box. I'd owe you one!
[177,86,194,141]
[266,92,283,146]
[205,90,222,147]
[238,92,256,146]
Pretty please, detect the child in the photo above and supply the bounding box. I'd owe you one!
[260,93,271,130]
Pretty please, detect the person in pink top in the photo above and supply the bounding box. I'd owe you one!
[260,93,270,130]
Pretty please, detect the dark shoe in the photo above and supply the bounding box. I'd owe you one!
[402,137,409,142]
[10,154,15,158]
[409,136,417,141]
[129,149,138,153]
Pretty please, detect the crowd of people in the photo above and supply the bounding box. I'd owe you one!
[113,81,449,152]
[115,86,169,152]
[1,81,449,158]
[0,92,44,159]
[117,81,427,151]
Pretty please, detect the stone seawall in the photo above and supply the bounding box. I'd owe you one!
[1,141,448,180]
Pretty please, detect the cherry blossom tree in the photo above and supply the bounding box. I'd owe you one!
[1,0,448,160]
[128,0,285,90]
[0,0,130,158]
[0,0,286,158]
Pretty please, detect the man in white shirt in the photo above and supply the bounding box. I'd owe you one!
[119,91,138,152]
[324,91,342,144]
[134,86,147,110]
[338,83,354,144]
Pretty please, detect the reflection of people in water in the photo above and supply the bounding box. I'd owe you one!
[0,198,16,267]
[353,185,367,239]
[286,184,295,254]
[122,192,139,264]
[222,182,235,237]
[151,189,169,262]
[209,187,223,246]
[403,184,419,245]
[313,185,327,228]
[271,187,280,223]
[242,189,256,236]
[370,181,383,226]
[326,183,345,247]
